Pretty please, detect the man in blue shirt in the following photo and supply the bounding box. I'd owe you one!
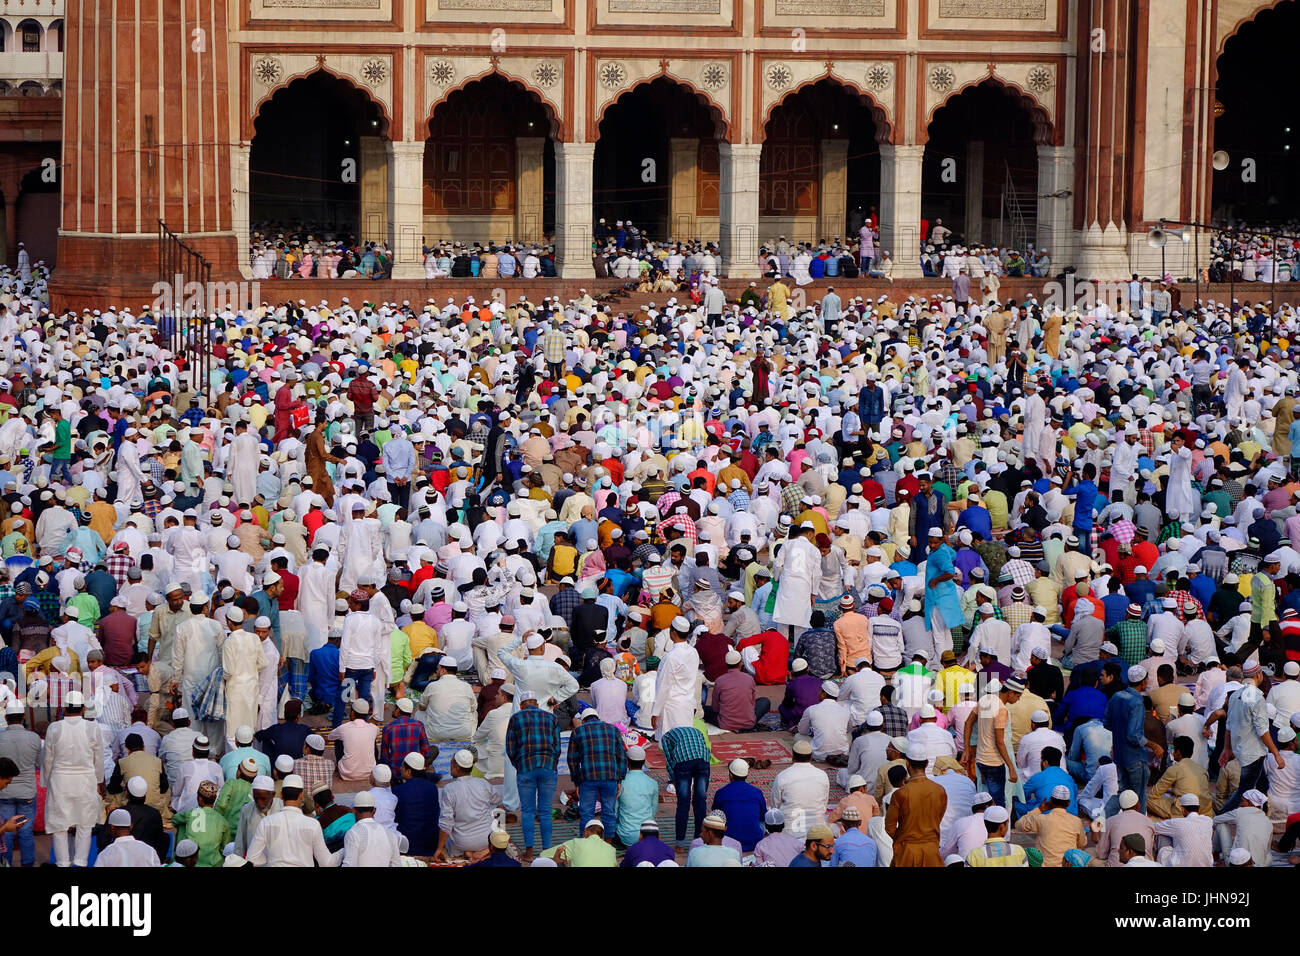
[1103,665,1150,811]
[614,746,659,848]
[1013,746,1077,818]
[789,824,834,866]
[381,426,416,509]
[308,629,343,725]
[829,806,877,866]
[711,759,767,851]
[1062,463,1099,551]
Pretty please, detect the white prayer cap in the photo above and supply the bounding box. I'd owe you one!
[235,725,254,744]
[1227,847,1252,866]
[275,755,294,773]
[165,581,185,593]
[525,635,545,649]
[354,791,376,810]
[724,650,741,665]
[172,707,190,721]
[127,776,148,798]
[282,774,305,790]
[820,680,839,697]
[983,806,1009,824]
[439,655,459,669]
[263,571,281,586]
[1179,792,1201,807]
[252,775,274,791]
[453,749,475,769]
[865,711,884,727]
[305,733,325,751]
[255,616,272,629]
[372,764,392,784]
[226,607,245,624]
[728,758,749,778]
[403,752,426,771]
[1243,789,1267,806]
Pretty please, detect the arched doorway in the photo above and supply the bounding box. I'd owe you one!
[14,18,40,52]
[1212,1,1300,221]
[760,78,886,245]
[249,70,389,246]
[923,80,1048,252]
[15,162,59,266]
[593,77,724,245]
[424,73,557,249]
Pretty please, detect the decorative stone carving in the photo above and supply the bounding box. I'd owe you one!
[1026,65,1053,93]
[929,65,955,93]
[865,63,891,91]
[532,61,560,89]
[701,62,727,91]
[939,0,1045,17]
[429,59,457,86]
[766,62,792,91]
[253,56,284,86]
[360,58,387,86]
[599,61,627,90]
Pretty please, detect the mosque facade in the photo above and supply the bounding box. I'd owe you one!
[41,0,1286,295]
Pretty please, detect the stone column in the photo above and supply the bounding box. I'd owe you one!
[879,144,924,278]
[1037,145,1075,267]
[554,142,594,279]
[515,136,545,243]
[360,137,390,244]
[964,140,984,241]
[1,197,13,264]
[669,137,699,241]
[232,142,252,279]
[719,142,761,278]
[1075,0,1133,279]
[818,139,848,242]
[387,141,426,280]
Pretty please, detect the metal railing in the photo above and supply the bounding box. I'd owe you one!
[157,219,214,409]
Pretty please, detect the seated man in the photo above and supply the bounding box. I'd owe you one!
[1012,747,1077,819]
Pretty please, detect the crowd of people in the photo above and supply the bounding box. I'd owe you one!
[1,266,1300,871]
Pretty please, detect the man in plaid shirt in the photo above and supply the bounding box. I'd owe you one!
[660,723,711,843]
[105,543,136,588]
[873,684,910,738]
[181,398,205,427]
[506,693,561,855]
[292,733,336,813]
[1107,603,1149,667]
[567,710,627,833]
[380,697,432,774]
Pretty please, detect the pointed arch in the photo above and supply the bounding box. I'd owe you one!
[760,74,892,146]
[924,76,1052,147]
[426,70,561,141]
[252,67,391,139]
[596,74,728,142]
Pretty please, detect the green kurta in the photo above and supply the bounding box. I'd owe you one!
[215,778,253,834]
[171,806,232,867]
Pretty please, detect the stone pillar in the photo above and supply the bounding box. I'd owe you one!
[879,144,924,279]
[360,137,390,245]
[1037,145,1075,268]
[964,140,984,242]
[719,143,761,278]
[1,198,13,265]
[669,137,699,241]
[232,142,252,279]
[387,141,426,280]
[515,136,545,243]
[1075,0,1133,279]
[554,142,594,279]
[818,139,848,242]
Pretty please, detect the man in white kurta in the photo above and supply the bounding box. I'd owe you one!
[42,693,103,867]
[115,435,145,508]
[255,616,282,733]
[298,549,339,652]
[339,506,384,594]
[773,525,821,635]
[1021,381,1047,462]
[229,421,261,507]
[652,617,701,740]
[1166,437,1198,522]
[222,613,267,753]
[94,811,162,867]
[165,515,211,595]
[172,597,225,747]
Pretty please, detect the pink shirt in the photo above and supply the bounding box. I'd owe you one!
[328,719,379,781]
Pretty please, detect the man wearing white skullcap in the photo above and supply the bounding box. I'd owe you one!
[234,774,283,856]
[650,614,701,740]
[93,807,161,867]
[222,607,268,755]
